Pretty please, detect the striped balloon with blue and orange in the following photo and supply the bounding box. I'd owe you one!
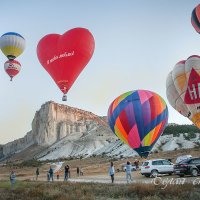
[108,90,168,158]
[191,4,200,34]
[0,32,25,60]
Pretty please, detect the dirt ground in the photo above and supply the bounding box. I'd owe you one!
[0,148,200,184]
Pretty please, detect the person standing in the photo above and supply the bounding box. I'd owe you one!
[47,171,50,182]
[64,165,70,181]
[36,168,39,181]
[108,162,115,183]
[135,159,139,170]
[77,167,80,176]
[10,171,16,190]
[56,171,60,180]
[126,161,132,183]
[49,166,54,182]
[80,168,83,176]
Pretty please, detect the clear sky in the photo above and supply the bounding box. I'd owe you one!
[0,0,199,144]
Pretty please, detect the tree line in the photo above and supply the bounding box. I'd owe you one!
[163,124,200,137]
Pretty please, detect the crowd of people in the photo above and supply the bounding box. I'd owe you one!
[41,160,138,184]
[8,159,139,189]
[46,164,71,182]
[45,164,84,182]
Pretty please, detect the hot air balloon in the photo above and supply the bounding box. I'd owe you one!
[108,90,168,158]
[191,4,200,34]
[4,60,21,81]
[37,27,95,101]
[166,55,200,128]
[0,32,25,60]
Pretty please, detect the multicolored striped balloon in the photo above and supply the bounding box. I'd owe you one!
[0,32,25,60]
[108,90,168,158]
[191,4,200,34]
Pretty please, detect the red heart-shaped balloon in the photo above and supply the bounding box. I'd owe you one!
[37,28,95,95]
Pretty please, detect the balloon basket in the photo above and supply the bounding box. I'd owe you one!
[62,94,67,101]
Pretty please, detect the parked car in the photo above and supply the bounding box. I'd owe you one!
[174,157,200,177]
[141,159,174,177]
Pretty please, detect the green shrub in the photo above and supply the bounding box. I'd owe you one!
[164,124,200,136]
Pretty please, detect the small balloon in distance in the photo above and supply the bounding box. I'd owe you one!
[0,32,25,60]
[4,60,21,81]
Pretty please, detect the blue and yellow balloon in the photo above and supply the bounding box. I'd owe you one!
[0,32,25,60]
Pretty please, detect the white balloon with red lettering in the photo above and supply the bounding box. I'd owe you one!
[166,55,200,129]
[4,60,21,81]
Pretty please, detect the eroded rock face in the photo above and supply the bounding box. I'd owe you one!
[1,101,110,159]
[2,131,34,158]
[31,101,107,145]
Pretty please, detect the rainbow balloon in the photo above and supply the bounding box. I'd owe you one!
[108,90,168,158]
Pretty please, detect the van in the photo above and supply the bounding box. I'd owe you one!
[175,155,192,164]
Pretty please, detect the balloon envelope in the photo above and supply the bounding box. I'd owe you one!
[37,27,95,96]
[4,60,21,80]
[191,4,200,34]
[108,90,168,158]
[0,32,25,60]
[166,55,200,128]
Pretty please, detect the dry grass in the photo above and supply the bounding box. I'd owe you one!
[0,149,200,199]
[0,181,199,200]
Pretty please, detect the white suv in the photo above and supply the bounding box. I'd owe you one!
[141,159,174,177]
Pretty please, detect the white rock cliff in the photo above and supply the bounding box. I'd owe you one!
[1,101,113,159]
[1,101,199,161]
